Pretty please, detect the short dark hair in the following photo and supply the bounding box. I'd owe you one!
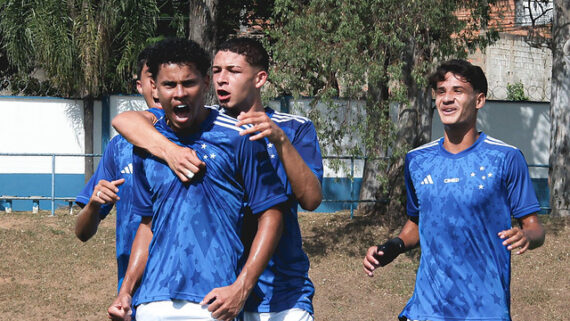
[147,38,211,79]
[428,59,488,96]
[136,45,155,80]
[217,37,269,72]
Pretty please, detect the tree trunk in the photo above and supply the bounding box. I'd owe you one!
[83,96,94,183]
[358,80,390,215]
[549,0,570,217]
[358,42,433,226]
[189,0,219,105]
[382,41,433,225]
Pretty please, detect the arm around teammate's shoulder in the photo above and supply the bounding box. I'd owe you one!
[112,110,204,182]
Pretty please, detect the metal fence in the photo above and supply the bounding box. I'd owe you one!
[0,153,101,216]
[0,153,551,216]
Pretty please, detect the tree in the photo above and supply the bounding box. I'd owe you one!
[186,0,275,104]
[267,0,498,222]
[0,0,158,181]
[549,0,570,216]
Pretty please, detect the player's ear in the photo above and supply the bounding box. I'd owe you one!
[136,80,143,95]
[151,78,158,101]
[254,70,268,89]
[475,92,486,110]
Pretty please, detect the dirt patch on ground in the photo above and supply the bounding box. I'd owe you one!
[0,209,568,320]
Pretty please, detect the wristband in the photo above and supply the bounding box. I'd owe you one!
[375,237,405,266]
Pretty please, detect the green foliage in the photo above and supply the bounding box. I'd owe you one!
[266,0,499,204]
[506,81,529,101]
[0,0,159,97]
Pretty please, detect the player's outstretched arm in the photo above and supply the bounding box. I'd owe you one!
[201,205,284,321]
[112,110,205,182]
[236,111,322,210]
[75,178,125,242]
[363,217,420,277]
[108,216,153,321]
[498,213,545,255]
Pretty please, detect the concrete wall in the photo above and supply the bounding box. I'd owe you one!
[0,96,550,212]
[0,95,147,211]
[469,33,552,102]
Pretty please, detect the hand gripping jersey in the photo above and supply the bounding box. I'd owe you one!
[400,132,540,321]
[131,107,288,306]
[75,107,163,291]
[241,107,324,314]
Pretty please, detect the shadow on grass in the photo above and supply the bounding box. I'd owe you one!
[302,212,569,262]
[302,211,420,261]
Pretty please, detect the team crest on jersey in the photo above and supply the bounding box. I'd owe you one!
[470,166,494,190]
[199,143,217,161]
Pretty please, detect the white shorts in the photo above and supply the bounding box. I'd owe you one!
[136,300,217,321]
[243,308,313,321]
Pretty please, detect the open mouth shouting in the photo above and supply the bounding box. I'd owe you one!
[217,89,230,103]
[173,104,191,122]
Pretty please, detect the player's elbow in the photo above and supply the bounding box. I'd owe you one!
[111,113,128,133]
[75,231,93,242]
[299,192,322,211]
[74,225,97,242]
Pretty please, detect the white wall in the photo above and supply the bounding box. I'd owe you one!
[0,96,549,179]
[0,95,148,174]
[0,97,99,174]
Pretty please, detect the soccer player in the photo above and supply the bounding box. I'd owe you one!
[74,45,172,320]
[107,38,287,321]
[216,38,322,321]
[74,44,162,284]
[111,37,323,321]
[363,59,545,321]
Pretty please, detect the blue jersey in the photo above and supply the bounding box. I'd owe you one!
[400,132,540,321]
[241,107,323,314]
[131,108,289,306]
[75,135,137,291]
[75,108,163,291]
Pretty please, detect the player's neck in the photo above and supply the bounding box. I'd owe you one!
[236,99,265,115]
[442,126,480,154]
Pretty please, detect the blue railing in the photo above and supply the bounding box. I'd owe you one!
[0,153,551,216]
[0,153,101,216]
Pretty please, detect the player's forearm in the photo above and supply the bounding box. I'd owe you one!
[274,139,322,211]
[112,111,174,161]
[397,217,420,250]
[235,207,284,294]
[119,218,152,296]
[74,202,101,242]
